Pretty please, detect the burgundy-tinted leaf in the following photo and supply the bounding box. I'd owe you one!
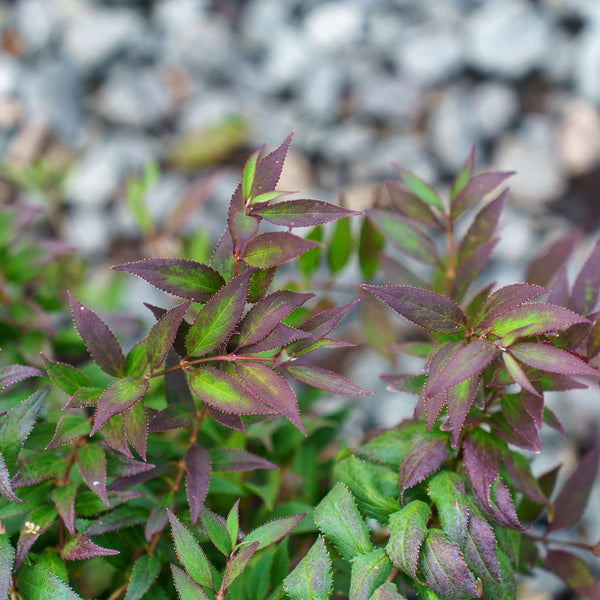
[489,479,525,531]
[112,259,225,303]
[522,391,544,428]
[509,343,600,378]
[238,323,311,354]
[452,240,498,302]
[544,550,600,600]
[543,407,567,439]
[68,292,125,377]
[462,512,501,585]
[503,451,547,506]
[587,316,600,359]
[477,283,549,328]
[379,254,428,288]
[236,362,304,432]
[367,209,440,265]
[447,375,479,448]
[451,170,513,220]
[148,404,193,433]
[418,529,478,600]
[457,189,506,264]
[52,482,78,536]
[77,443,109,505]
[91,377,149,435]
[547,264,571,307]
[502,352,540,396]
[61,533,119,560]
[164,351,194,406]
[251,199,360,227]
[210,448,277,472]
[0,451,23,504]
[186,269,254,356]
[464,430,502,510]
[102,414,131,457]
[548,443,600,532]
[570,238,600,314]
[386,179,443,229]
[252,132,293,196]
[499,395,541,453]
[15,505,57,569]
[0,365,43,390]
[147,300,191,369]
[221,540,260,592]
[294,337,355,356]
[238,290,314,348]
[185,444,211,525]
[229,209,260,250]
[63,387,101,410]
[398,434,450,501]
[285,364,373,396]
[362,285,466,334]
[243,232,320,269]
[205,404,247,433]
[527,230,580,287]
[123,401,148,460]
[428,339,496,396]
[108,463,170,492]
[189,366,269,414]
[145,492,174,542]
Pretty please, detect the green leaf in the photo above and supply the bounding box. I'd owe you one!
[125,555,161,600]
[358,217,384,280]
[242,148,261,201]
[170,564,211,600]
[125,341,149,377]
[350,549,392,600]
[327,216,352,274]
[44,358,93,396]
[0,533,15,600]
[298,226,323,279]
[427,472,469,544]
[369,583,407,600]
[186,269,253,356]
[167,510,213,588]
[283,536,332,600]
[200,504,232,555]
[243,232,320,269]
[395,166,444,210]
[17,564,83,600]
[314,482,373,561]
[386,500,430,578]
[46,415,91,449]
[226,499,240,547]
[243,513,306,551]
[222,541,260,592]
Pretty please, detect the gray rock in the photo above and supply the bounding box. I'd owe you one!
[0,56,19,97]
[178,91,243,132]
[66,132,160,207]
[20,59,85,145]
[492,117,566,212]
[303,2,365,51]
[465,0,554,78]
[470,83,519,140]
[298,62,344,122]
[428,87,479,172]
[62,7,145,72]
[398,25,463,86]
[14,0,60,54]
[574,24,600,105]
[153,0,209,31]
[64,206,112,256]
[240,0,292,49]
[94,66,170,128]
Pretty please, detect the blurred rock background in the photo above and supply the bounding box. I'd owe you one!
[1,1,599,595]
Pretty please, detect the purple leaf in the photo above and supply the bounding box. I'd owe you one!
[229,209,260,250]
[0,451,23,504]
[547,264,570,306]
[123,401,148,460]
[101,414,132,457]
[587,316,600,359]
[386,500,430,579]
[503,451,547,506]
[15,505,57,569]
[237,290,314,348]
[252,132,293,196]
[148,404,193,433]
[236,362,304,432]
[498,395,541,453]
[464,430,502,510]
[222,541,260,592]
[63,387,101,410]
[189,366,270,414]
[210,228,235,280]
[108,464,170,492]
[462,513,501,586]
[477,283,549,328]
[285,364,373,396]
[68,292,125,377]
[238,323,311,354]
[61,533,119,560]
[502,352,540,396]
[386,179,443,229]
[146,300,191,369]
[543,407,567,439]
[243,232,320,269]
[489,479,525,530]
[52,482,78,536]
[209,448,277,472]
[522,391,544,428]
[451,170,513,220]
[428,339,497,396]
[104,446,155,478]
[145,492,174,542]
[509,343,600,378]
[205,404,247,433]
[418,529,478,599]
[112,259,225,303]
[185,444,211,525]
[91,377,149,435]
[452,240,498,302]
[362,285,466,334]
[367,209,441,265]
[527,229,580,287]
[446,375,479,448]
[250,199,361,227]
[379,253,428,287]
[247,266,276,303]
[398,434,450,501]
[186,269,254,356]
[77,443,109,505]
[485,304,589,342]
[548,443,600,533]
[543,550,600,600]
[570,238,600,314]
[457,189,506,264]
[0,365,43,390]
